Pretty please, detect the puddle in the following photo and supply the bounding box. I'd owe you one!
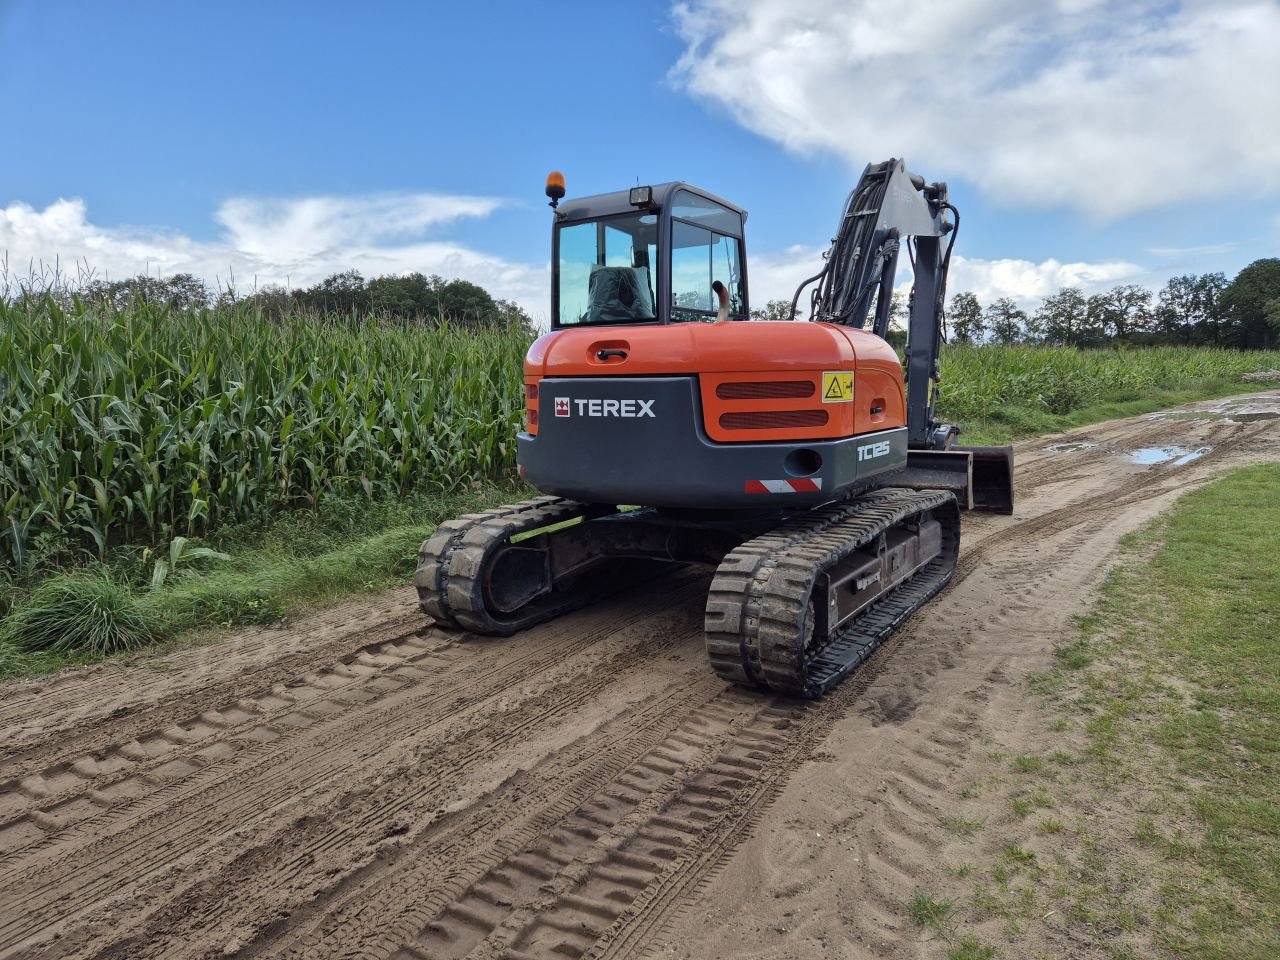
[1124,445,1211,466]
[1044,441,1097,453]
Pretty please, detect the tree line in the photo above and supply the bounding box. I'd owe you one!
[75,270,535,333]
[951,259,1280,349]
[752,258,1280,350]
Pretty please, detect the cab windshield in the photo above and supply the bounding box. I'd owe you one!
[557,213,659,326]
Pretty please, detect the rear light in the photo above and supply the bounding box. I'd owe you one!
[524,379,540,435]
[719,410,829,430]
[715,380,815,400]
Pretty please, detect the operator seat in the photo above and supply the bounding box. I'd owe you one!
[586,265,655,323]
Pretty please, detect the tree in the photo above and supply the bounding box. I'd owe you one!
[79,272,210,310]
[884,291,909,351]
[1089,284,1152,340]
[494,299,536,335]
[1220,258,1280,350]
[984,297,1027,345]
[1267,298,1280,338]
[1154,273,1226,345]
[947,291,984,344]
[1035,287,1089,346]
[750,299,796,322]
[1084,293,1111,344]
[306,270,368,315]
[431,277,500,328]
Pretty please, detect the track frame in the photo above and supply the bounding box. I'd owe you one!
[417,488,960,698]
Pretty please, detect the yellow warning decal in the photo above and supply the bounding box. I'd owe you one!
[821,371,853,403]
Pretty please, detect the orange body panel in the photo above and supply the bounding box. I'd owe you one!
[523,321,906,442]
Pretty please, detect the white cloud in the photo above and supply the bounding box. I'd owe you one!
[1146,242,1238,258]
[745,243,826,313]
[672,0,1280,218]
[745,243,1141,314]
[0,192,1153,327]
[0,194,548,321]
[947,254,1142,306]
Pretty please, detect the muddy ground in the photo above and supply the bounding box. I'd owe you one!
[2,392,1278,960]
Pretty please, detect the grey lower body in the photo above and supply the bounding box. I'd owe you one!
[518,375,906,509]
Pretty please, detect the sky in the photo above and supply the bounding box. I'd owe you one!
[1,0,1277,326]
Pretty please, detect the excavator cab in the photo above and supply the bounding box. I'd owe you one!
[552,184,747,327]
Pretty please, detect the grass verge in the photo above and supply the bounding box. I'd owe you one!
[939,463,1280,958]
[0,481,525,682]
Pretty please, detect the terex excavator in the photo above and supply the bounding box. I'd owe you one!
[416,160,1013,697]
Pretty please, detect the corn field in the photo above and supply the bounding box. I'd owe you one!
[5,298,1279,577]
[1,297,531,573]
[938,344,1280,421]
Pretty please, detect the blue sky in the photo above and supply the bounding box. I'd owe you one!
[2,0,1277,323]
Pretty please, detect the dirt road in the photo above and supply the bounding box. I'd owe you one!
[2,393,1278,960]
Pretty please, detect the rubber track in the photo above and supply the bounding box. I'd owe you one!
[705,488,960,697]
[415,497,627,635]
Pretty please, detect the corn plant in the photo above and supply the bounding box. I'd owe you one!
[1,296,532,572]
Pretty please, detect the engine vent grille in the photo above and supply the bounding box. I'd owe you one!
[719,410,829,431]
[715,380,815,400]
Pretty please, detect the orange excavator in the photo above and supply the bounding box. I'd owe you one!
[416,160,1013,697]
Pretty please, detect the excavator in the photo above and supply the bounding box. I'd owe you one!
[416,159,1013,698]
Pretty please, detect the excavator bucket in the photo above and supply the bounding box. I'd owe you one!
[895,446,1014,514]
[956,445,1014,514]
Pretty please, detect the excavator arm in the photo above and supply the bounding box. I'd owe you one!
[793,159,1013,511]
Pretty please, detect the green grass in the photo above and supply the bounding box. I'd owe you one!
[1,575,162,656]
[940,463,1280,959]
[949,936,997,960]
[940,814,984,838]
[0,481,523,681]
[1011,754,1047,775]
[909,890,955,930]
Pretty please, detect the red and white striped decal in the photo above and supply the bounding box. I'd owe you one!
[744,478,823,494]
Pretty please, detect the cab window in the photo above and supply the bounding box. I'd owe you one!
[670,220,744,322]
[557,213,659,326]
[671,189,742,237]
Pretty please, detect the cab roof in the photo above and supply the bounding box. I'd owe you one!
[556,181,747,222]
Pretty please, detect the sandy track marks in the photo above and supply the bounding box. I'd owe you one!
[244,686,747,960]
[0,596,420,751]
[0,574,709,960]
[0,622,451,852]
[0,570,707,869]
